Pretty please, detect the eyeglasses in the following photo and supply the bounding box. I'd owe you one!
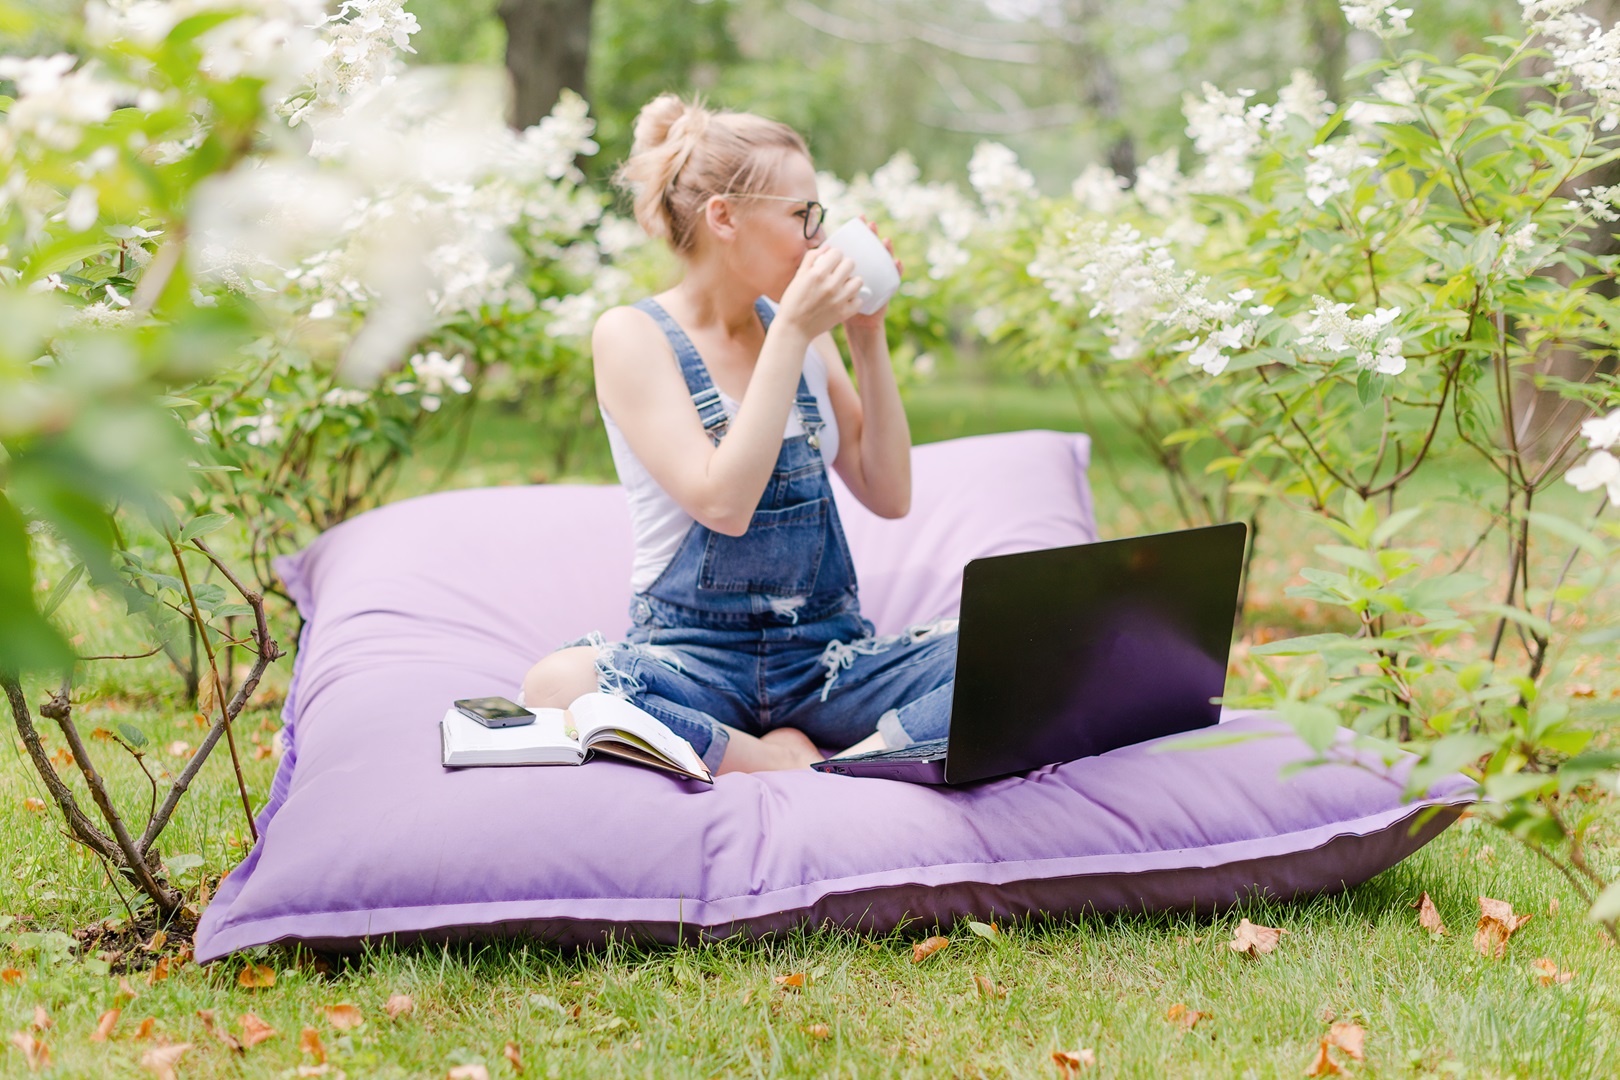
[715,193,826,239]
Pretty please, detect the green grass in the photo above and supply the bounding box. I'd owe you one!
[5,371,1619,1077]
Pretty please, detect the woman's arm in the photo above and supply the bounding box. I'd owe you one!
[821,226,912,518]
[819,326,911,518]
[593,248,862,536]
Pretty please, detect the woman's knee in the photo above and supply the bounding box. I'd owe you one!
[521,646,600,709]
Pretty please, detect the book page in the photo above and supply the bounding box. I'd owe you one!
[440,707,582,766]
[570,693,710,778]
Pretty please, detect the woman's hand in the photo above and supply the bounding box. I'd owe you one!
[844,217,903,335]
[778,244,864,341]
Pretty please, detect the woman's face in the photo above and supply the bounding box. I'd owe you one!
[726,150,824,301]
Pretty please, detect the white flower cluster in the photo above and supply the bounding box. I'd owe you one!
[1183,84,1266,195]
[1569,184,1620,222]
[1345,64,1421,128]
[502,90,600,185]
[1071,165,1129,216]
[1525,0,1620,131]
[1565,408,1620,502]
[542,266,634,340]
[288,0,421,127]
[968,142,1039,222]
[394,350,471,412]
[816,153,983,283]
[1304,139,1379,206]
[0,54,136,155]
[1561,408,1620,505]
[1341,0,1414,40]
[1275,69,1335,131]
[231,409,283,446]
[1297,297,1406,374]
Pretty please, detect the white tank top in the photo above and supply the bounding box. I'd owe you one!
[601,303,841,594]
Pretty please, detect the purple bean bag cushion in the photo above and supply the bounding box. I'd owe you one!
[193,430,1471,961]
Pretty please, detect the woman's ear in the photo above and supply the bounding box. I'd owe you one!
[703,195,739,244]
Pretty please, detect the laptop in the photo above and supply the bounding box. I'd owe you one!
[811,521,1247,785]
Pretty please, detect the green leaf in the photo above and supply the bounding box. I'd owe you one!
[0,494,73,672]
[966,920,1000,940]
[1251,633,1361,656]
[162,853,203,877]
[40,563,85,619]
[1316,545,1385,578]
[116,722,147,748]
[178,513,233,543]
[1590,880,1620,924]
[1477,603,1554,639]
[1372,506,1425,547]
[1526,510,1610,559]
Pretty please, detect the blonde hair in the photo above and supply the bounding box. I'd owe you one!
[614,93,809,255]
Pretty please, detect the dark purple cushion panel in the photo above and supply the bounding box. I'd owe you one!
[194,430,1469,963]
[232,805,1463,955]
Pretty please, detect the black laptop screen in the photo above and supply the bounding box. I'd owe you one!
[944,522,1247,784]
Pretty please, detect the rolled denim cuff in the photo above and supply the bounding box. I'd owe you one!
[699,723,731,773]
[876,707,915,750]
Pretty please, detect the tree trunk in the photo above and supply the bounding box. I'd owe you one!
[498,0,595,130]
[1509,0,1620,468]
[1304,0,1347,105]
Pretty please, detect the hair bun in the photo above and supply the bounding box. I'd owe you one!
[632,93,704,156]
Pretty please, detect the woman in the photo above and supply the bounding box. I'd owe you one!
[521,93,958,774]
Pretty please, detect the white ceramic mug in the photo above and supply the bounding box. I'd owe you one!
[824,219,901,316]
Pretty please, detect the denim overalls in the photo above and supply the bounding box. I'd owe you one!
[564,296,959,772]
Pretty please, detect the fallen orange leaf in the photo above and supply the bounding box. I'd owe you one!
[198,1009,242,1052]
[912,935,950,963]
[50,747,74,769]
[1413,893,1447,936]
[9,1031,48,1072]
[239,1013,277,1049]
[29,1006,50,1031]
[1474,897,1533,959]
[300,1026,326,1064]
[91,727,115,740]
[117,976,140,1000]
[238,964,276,989]
[253,744,273,760]
[1166,1002,1209,1031]
[323,1004,363,1030]
[385,993,414,1019]
[1303,1037,1343,1077]
[145,930,167,952]
[773,973,807,991]
[447,1066,490,1080]
[1530,958,1575,986]
[22,798,45,813]
[140,1042,191,1080]
[804,1023,831,1039]
[146,957,170,986]
[972,974,1008,999]
[1228,918,1286,957]
[1327,1022,1365,1062]
[166,741,191,758]
[0,969,21,985]
[1052,1048,1096,1076]
[504,1041,524,1074]
[90,1008,119,1042]
[135,1017,156,1040]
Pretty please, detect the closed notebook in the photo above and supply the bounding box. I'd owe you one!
[439,692,712,784]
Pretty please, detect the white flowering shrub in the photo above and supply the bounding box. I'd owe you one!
[916,2,1620,933]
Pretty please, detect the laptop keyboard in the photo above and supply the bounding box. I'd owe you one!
[840,738,948,763]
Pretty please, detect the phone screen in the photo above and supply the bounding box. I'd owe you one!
[454,697,532,724]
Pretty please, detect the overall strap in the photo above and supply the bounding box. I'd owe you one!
[635,296,822,447]
[634,297,729,442]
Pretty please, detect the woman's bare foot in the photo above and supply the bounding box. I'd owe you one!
[717,726,824,773]
[758,727,823,770]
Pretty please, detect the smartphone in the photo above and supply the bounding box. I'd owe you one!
[453,696,535,729]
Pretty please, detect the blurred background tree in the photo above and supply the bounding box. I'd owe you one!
[407,0,1518,190]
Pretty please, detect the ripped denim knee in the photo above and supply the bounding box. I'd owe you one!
[815,616,961,702]
[560,630,687,702]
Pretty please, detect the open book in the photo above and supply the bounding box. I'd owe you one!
[439,692,712,783]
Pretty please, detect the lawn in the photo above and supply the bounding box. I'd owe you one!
[4,372,1617,1078]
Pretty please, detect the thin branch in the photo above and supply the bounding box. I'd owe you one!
[2,673,123,865]
[77,645,164,662]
